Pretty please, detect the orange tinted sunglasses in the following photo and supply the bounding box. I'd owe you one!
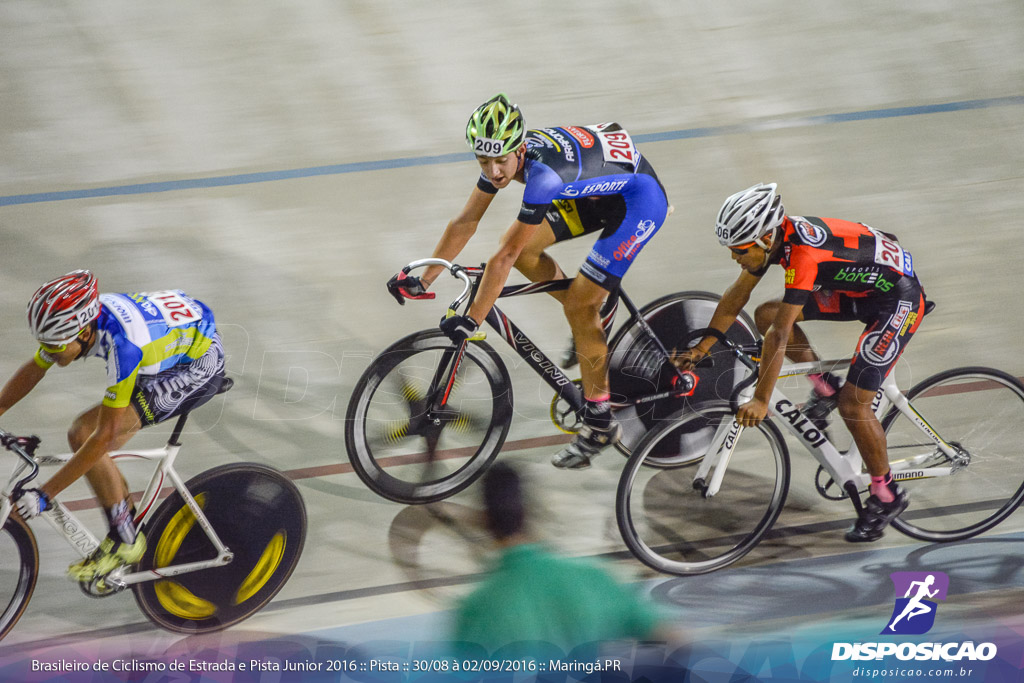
[729,240,759,255]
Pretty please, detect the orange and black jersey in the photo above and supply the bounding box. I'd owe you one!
[754,216,917,307]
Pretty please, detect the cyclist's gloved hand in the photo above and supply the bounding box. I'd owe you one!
[14,488,49,519]
[387,272,435,305]
[440,315,479,345]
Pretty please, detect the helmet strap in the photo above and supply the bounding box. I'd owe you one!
[759,228,784,266]
[73,323,97,361]
[514,144,526,177]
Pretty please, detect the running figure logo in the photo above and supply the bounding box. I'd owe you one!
[882,571,949,635]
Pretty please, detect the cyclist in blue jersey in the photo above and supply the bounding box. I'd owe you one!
[0,271,226,581]
[388,93,671,469]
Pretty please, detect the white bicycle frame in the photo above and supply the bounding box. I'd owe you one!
[1,438,233,589]
[693,356,960,498]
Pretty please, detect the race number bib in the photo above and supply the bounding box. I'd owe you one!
[868,227,914,277]
[472,137,506,157]
[146,291,203,327]
[588,122,640,169]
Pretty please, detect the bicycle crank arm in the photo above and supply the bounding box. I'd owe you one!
[612,372,699,408]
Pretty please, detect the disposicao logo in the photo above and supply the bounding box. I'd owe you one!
[883,571,947,635]
[831,571,998,662]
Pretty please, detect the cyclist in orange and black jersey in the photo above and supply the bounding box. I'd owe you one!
[677,184,929,543]
[754,215,919,307]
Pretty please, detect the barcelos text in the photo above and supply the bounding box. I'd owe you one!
[774,399,828,448]
[834,266,894,292]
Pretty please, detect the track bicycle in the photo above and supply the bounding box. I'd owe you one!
[616,327,1024,576]
[345,258,759,504]
[0,379,307,641]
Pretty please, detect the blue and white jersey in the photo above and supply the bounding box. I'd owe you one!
[36,290,218,408]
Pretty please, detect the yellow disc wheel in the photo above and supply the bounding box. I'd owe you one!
[133,463,306,634]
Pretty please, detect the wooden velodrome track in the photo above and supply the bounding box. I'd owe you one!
[1,2,1022,678]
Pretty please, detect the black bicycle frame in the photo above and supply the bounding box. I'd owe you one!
[429,266,691,415]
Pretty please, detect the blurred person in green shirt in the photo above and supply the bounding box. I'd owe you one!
[452,462,677,655]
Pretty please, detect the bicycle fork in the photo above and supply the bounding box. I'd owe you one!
[692,418,743,497]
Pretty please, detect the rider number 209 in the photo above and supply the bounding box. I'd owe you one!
[594,128,639,169]
[474,138,506,156]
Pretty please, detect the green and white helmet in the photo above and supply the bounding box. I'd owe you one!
[465,93,526,157]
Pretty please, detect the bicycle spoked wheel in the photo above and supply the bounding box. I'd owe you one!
[133,463,306,634]
[885,367,1024,542]
[616,403,790,576]
[345,330,513,504]
[0,515,38,642]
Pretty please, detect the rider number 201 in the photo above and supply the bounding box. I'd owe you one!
[149,291,200,327]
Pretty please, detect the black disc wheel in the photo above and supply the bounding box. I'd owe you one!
[608,291,759,463]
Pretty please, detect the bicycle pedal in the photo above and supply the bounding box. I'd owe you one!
[80,573,127,598]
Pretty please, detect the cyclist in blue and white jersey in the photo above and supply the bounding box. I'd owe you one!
[388,93,671,469]
[0,271,226,581]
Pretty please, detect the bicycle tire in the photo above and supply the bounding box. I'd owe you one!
[133,463,306,634]
[616,402,790,576]
[608,291,759,462]
[0,514,38,642]
[885,366,1024,542]
[345,330,513,504]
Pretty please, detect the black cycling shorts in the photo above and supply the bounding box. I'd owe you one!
[130,335,226,427]
[802,279,926,392]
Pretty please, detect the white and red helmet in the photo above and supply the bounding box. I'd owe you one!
[27,270,100,345]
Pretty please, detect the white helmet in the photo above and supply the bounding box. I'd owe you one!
[715,183,785,247]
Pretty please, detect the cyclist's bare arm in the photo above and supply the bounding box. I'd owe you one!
[40,403,137,499]
[466,220,540,324]
[673,270,761,367]
[736,300,802,427]
[0,359,48,419]
[420,187,496,286]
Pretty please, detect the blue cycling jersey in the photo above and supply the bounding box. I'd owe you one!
[476,123,669,289]
[35,291,218,408]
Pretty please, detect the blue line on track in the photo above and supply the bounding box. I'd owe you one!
[2,95,1022,208]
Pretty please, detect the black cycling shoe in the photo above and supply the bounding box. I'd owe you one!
[552,422,621,470]
[804,391,839,433]
[845,486,909,543]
